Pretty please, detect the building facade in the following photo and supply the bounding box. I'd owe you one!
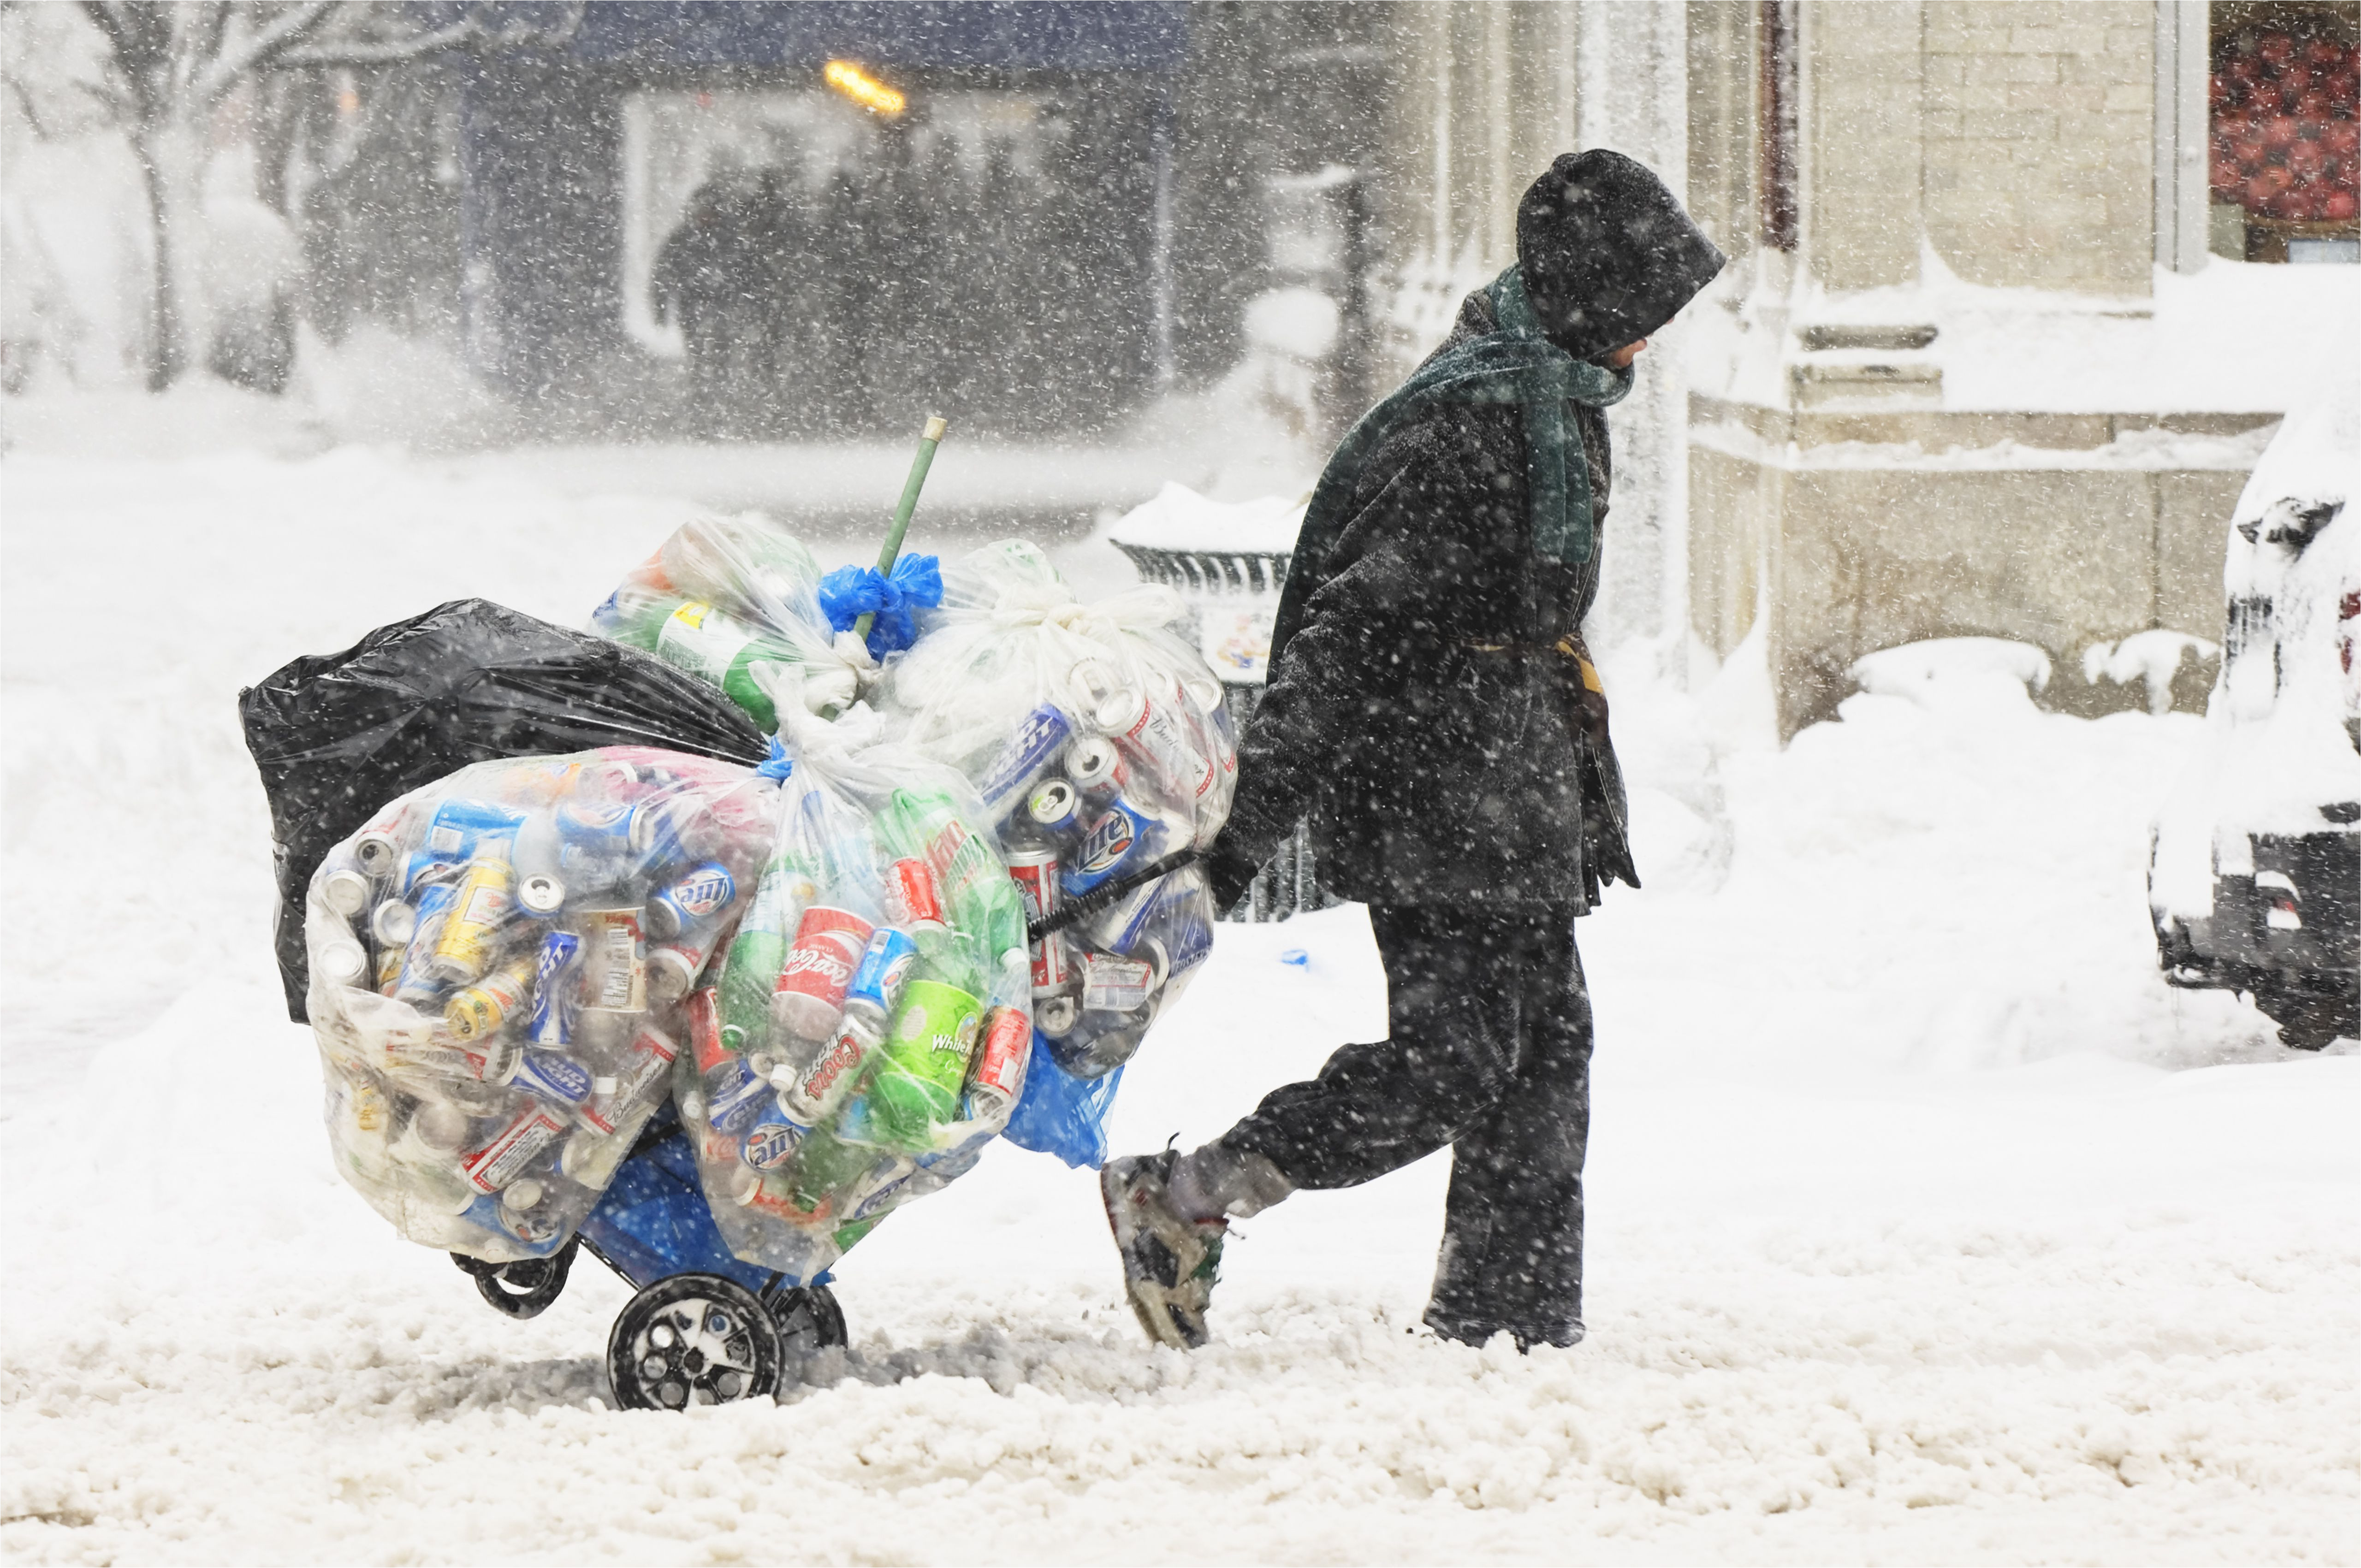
[1360,0,2354,734]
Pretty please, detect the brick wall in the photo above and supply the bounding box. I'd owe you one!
[1921,0,2155,294]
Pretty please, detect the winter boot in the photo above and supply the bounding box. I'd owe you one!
[1100,1149,1226,1349]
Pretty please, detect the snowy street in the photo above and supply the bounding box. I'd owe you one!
[3,428,2354,1564]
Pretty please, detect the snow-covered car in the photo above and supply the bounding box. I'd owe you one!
[2150,377,2359,1050]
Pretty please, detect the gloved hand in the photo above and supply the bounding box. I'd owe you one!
[1553,634,1610,745]
[1203,831,1264,915]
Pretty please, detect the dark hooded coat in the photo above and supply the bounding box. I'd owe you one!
[1204,151,1725,912]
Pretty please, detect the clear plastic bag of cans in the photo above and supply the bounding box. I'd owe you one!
[882,540,1234,1089]
[303,747,777,1263]
[680,714,1033,1280]
[591,512,865,732]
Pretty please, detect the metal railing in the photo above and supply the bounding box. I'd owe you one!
[1110,541,1333,923]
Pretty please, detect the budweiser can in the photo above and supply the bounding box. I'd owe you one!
[1006,851,1072,995]
[1064,738,1126,803]
[577,908,647,1015]
[646,937,712,1004]
[576,1020,677,1136]
[1095,686,1216,801]
[528,930,579,1047]
[460,1104,564,1194]
[770,905,875,1041]
[885,858,949,934]
[966,1006,1031,1120]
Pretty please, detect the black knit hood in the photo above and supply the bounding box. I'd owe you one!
[1516,149,1727,363]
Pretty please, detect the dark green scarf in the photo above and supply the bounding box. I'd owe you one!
[1270,265,1634,665]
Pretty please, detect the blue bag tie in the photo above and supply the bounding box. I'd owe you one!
[817,553,943,659]
[754,737,794,782]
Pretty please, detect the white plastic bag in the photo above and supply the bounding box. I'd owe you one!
[681,710,1033,1277]
[303,747,776,1262]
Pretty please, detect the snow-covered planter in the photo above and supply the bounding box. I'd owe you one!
[2148,376,2360,1049]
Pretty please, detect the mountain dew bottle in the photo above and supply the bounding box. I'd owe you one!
[620,598,808,733]
[716,857,816,1055]
[884,787,1027,964]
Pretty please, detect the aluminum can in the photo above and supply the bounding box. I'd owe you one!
[782,1007,884,1124]
[845,927,920,1017]
[1006,851,1072,994]
[460,1104,564,1194]
[1035,992,1079,1037]
[1088,876,1214,977]
[974,704,1074,810]
[512,1048,593,1106]
[393,882,459,1004]
[316,939,368,988]
[576,1020,677,1136]
[869,979,983,1147]
[1081,947,1159,1014]
[374,944,404,995]
[741,1108,812,1171]
[770,905,875,1041]
[1060,796,1165,898]
[422,797,525,868]
[1064,737,1126,802]
[320,866,371,918]
[370,899,418,947]
[576,908,647,1015]
[354,830,406,880]
[516,874,566,916]
[1095,686,1216,802]
[884,858,949,934]
[966,1006,1031,1121]
[445,954,534,1041]
[646,937,712,1004]
[842,1156,919,1225]
[528,930,579,1047]
[554,798,673,864]
[648,860,735,941]
[1026,780,1083,840]
[429,852,515,983]
[687,988,771,1134]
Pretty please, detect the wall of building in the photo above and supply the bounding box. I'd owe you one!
[1921,0,2158,294]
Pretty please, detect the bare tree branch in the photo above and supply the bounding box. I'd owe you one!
[199,0,336,103]
[276,0,586,68]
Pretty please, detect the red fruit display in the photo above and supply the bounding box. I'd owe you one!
[2212,24,2361,230]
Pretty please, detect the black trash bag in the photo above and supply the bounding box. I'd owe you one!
[240,598,770,1021]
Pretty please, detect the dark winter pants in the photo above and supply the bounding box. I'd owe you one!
[1217,902,1594,1349]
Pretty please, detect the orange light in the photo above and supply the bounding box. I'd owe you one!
[823,59,906,118]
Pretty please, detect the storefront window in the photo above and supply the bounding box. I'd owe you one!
[2209,2,2360,261]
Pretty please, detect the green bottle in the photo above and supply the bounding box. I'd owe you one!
[636,598,807,733]
[716,858,814,1054]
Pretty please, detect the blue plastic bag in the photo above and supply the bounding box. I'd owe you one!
[1002,1041,1126,1169]
[818,555,943,659]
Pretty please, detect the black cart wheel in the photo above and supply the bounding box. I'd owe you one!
[607,1274,781,1411]
[763,1284,848,1357]
[452,1238,577,1320]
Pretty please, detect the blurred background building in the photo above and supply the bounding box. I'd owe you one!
[3,0,2353,731]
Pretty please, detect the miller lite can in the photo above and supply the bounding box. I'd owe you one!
[647,860,735,941]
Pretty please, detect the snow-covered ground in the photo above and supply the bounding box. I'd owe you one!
[2,416,2355,1564]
